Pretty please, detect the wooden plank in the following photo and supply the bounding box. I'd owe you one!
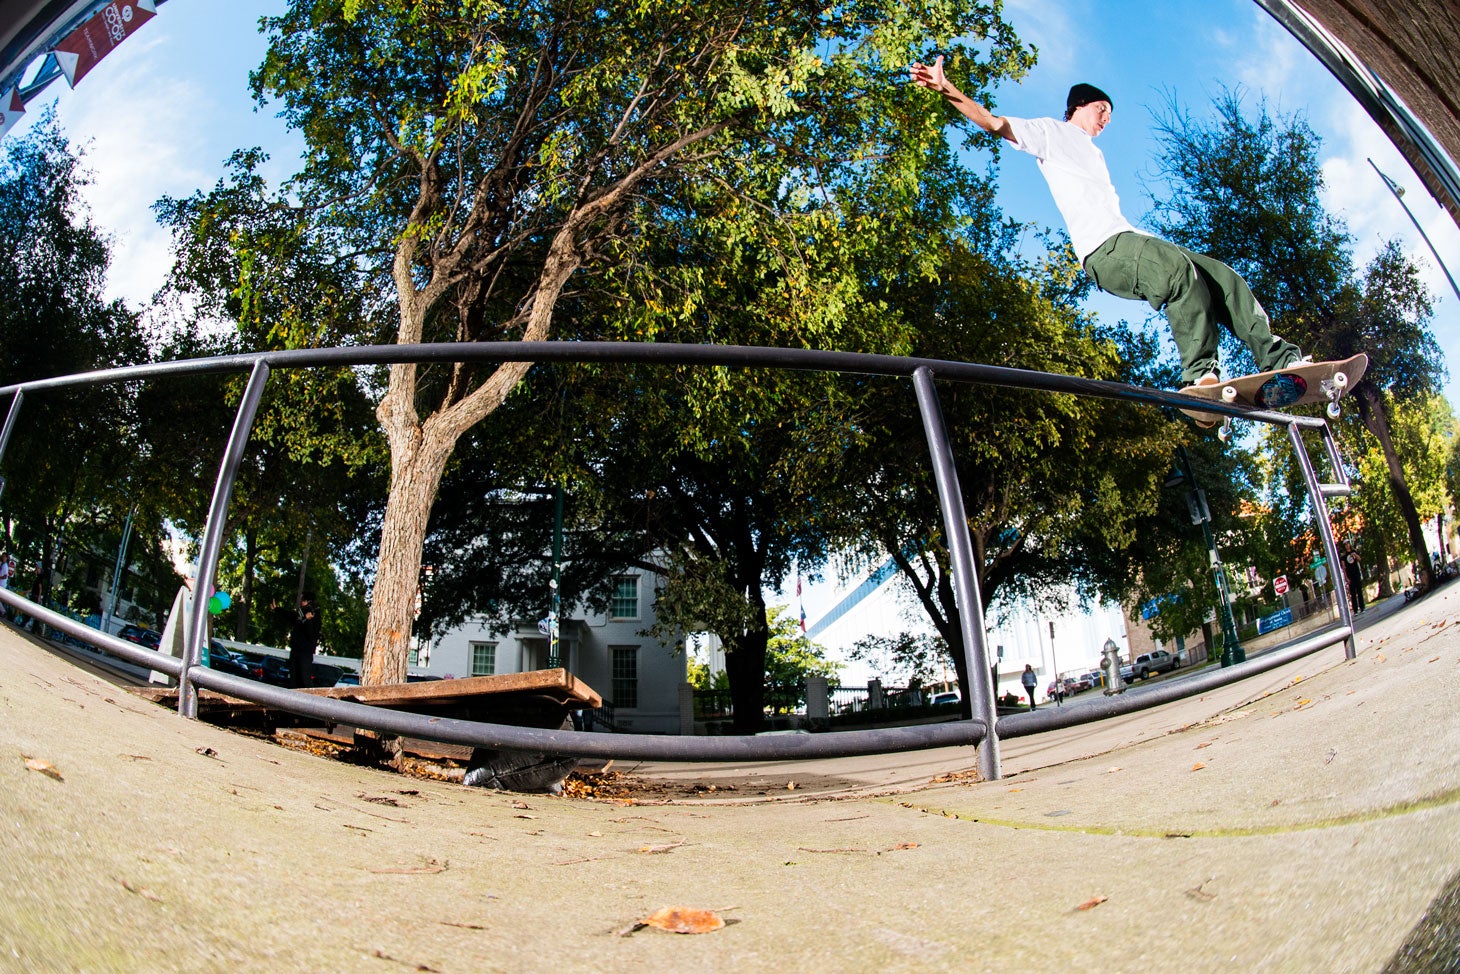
[300,668,602,709]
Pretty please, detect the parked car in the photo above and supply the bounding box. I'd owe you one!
[1082,669,1104,691]
[117,624,162,650]
[206,644,258,679]
[1126,650,1182,682]
[929,690,961,707]
[260,656,293,687]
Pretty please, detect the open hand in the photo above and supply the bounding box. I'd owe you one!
[909,55,946,93]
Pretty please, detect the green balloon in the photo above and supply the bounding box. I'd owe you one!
[207,595,223,615]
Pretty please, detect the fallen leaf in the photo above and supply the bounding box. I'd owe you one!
[1008,787,1022,792]
[1186,882,1217,902]
[1191,763,1206,772]
[22,756,63,781]
[1429,656,1441,663]
[1296,698,1312,707]
[1105,767,1122,774]
[644,907,725,934]
[889,842,919,851]
[368,860,446,875]
[511,800,531,810]
[120,879,162,902]
[1076,895,1108,911]
[786,781,798,791]
[1375,653,1386,663]
[514,814,536,820]
[637,840,685,854]
[587,831,603,837]
[1194,742,1213,750]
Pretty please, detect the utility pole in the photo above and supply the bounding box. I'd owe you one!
[1048,620,1060,706]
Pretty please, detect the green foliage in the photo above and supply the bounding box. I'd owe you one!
[846,630,948,685]
[1349,393,1454,559]
[763,605,840,685]
[0,111,158,606]
[1146,88,1447,590]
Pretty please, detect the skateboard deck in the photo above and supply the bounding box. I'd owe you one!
[1178,354,1369,435]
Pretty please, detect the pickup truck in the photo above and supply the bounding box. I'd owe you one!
[1120,650,1182,682]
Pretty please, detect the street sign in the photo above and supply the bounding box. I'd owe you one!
[1257,606,1293,635]
[1274,575,1289,596]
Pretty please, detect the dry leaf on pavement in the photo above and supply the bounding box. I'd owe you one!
[644,907,725,934]
[22,756,63,781]
[1076,895,1108,911]
[1191,763,1206,771]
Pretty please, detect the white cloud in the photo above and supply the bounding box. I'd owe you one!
[53,39,213,309]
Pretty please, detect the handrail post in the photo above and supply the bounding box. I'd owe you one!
[1289,421,1357,659]
[179,360,271,718]
[912,366,1000,780]
[0,389,24,503]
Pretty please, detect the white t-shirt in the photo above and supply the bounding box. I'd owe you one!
[1005,115,1141,262]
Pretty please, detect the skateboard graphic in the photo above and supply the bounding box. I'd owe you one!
[1178,354,1369,439]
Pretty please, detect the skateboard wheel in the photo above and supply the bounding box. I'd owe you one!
[1333,371,1348,390]
[1221,385,1238,403]
[1218,422,1232,442]
[1326,401,1341,419]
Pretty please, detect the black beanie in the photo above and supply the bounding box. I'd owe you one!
[1066,83,1113,115]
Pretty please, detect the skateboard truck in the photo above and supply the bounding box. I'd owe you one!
[1320,370,1349,418]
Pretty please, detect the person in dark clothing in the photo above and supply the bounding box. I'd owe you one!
[281,591,323,688]
[1341,546,1366,614]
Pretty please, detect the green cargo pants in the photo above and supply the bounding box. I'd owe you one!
[1083,232,1302,384]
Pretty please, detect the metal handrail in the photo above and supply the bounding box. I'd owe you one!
[0,340,1358,779]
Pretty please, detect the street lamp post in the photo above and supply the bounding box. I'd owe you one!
[1167,447,1245,666]
[1368,159,1460,305]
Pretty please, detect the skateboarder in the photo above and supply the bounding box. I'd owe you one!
[908,59,1306,389]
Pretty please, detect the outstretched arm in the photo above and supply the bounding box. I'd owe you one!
[909,56,1015,143]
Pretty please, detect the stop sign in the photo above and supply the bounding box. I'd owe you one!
[1274,575,1289,596]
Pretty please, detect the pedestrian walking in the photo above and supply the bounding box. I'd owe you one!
[1021,664,1038,711]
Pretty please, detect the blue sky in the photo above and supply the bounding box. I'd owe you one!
[11,0,1459,671]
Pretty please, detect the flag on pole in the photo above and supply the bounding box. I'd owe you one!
[0,89,23,139]
[53,0,158,89]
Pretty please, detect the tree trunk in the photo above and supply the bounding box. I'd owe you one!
[360,425,459,687]
[1372,530,1395,597]
[724,627,770,735]
[1354,383,1435,592]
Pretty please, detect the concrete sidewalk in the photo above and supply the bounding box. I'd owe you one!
[2,587,1457,973]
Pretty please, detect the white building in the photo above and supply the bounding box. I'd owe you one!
[414,570,686,734]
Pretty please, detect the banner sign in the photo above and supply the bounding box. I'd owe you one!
[53,0,158,88]
[0,89,24,139]
[1257,606,1293,635]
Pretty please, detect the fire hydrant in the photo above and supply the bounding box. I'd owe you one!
[1102,638,1126,695]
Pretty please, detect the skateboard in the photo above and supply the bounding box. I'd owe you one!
[1178,354,1369,439]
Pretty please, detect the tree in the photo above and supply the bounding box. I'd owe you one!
[178,0,1038,713]
[1347,393,1454,586]
[829,245,1187,712]
[156,150,387,647]
[1147,91,1447,592]
[0,112,153,607]
[846,630,949,687]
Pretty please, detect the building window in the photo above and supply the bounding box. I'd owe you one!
[611,646,638,709]
[610,576,639,619]
[471,641,497,676]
